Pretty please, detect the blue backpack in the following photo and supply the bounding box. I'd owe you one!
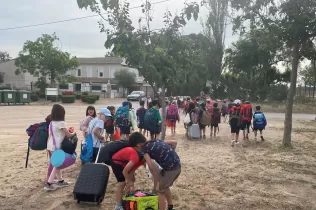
[253,112,267,129]
[80,134,94,164]
[115,106,130,128]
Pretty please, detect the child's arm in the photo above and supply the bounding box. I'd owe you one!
[164,140,177,149]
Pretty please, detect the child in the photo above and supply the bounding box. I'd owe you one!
[111,132,146,210]
[240,101,253,141]
[136,100,147,135]
[253,105,267,141]
[45,104,76,191]
[136,134,180,210]
[229,100,242,146]
[166,101,180,135]
[80,106,96,137]
[147,100,162,140]
[210,103,221,137]
[105,106,115,141]
[128,102,136,134]
[88,108,112,161]
[198,102,206,138]
[221,101,228,123]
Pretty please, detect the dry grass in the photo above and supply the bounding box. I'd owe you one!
[0,104,316,210]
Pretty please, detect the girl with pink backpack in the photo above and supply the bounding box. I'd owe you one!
[166,101,180,135]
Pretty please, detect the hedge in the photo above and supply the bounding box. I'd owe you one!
[60,95,75,103]
[75,94,81,99]
[81,94,99,102]
[30,94,39,102]
[85,96,97,104]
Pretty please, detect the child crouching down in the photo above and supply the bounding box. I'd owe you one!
[45,104,76,191]
[110,132,146,210]
[134,133,180,210]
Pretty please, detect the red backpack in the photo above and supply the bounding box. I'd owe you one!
[242,104,252,122]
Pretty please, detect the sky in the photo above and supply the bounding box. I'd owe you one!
[0,0,237,58]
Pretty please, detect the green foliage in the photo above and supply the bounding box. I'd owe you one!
[268,85,288,102]
[30,94,39,102]
[75,94,81,99]
[114,68,136,94]
[81,94,99,102]
[85,95,97,104]
[59,75,77,84]
[0,51,10,63]
[60,95,76,103]
[15,33,79,87]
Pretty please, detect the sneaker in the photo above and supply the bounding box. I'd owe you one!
[231,140,235,147]
[261,136,264,141]
[114,204,124,210]
[56,180,71,188]
[235,141,239,145]
[44,183,57,191]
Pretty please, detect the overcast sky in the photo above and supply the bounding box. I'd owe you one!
[0,0,237,58]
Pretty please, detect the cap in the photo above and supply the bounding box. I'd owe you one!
[98,108,112,117]
[234,99,241,105]
[122,101,129,106]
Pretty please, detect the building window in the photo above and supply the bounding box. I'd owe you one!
[59,84,69,89]
[77,69,81,77]
[98,68,104,78]
[87,67,92,77]
[91,85,102,91]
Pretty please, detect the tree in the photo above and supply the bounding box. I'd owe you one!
[202,0,229,81]
[15,33,79,88]
[0,51,11,84]
[0,51,11,63]
[231,0,316,146]
[114,68,136,96]
[77,0,199,140]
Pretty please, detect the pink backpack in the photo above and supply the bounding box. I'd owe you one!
[167,105,178,120]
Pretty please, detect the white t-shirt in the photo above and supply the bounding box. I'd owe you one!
[88,118,104,148]
[47,121,67,151]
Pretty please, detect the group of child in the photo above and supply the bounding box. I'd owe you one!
[43,102,180,210]
[183,97,267,146]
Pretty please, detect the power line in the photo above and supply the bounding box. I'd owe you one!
[0,0,170,31]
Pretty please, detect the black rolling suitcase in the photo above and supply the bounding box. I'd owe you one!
[73,146,109,205]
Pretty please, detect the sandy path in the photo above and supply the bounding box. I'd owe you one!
[0,104,316,210]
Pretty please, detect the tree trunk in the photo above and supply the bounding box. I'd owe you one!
[313,82,316,98]
[283,43,300,147]
[160,84,166,140]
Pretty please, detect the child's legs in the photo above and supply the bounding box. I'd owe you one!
[48,167,62,183]
[236,129,240,141]
[111,163,126,205]
[254,130,258,137]
[260,130,263,136]
[116,182,126,204]
[158,168,181,210]
[210,126,214,134]
[46,151,53,182]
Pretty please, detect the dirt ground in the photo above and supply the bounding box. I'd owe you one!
[0,102,316,210]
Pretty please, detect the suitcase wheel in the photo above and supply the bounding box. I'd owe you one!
[97,197,103,205]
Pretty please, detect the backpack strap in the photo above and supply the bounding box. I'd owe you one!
[49,122,57,151]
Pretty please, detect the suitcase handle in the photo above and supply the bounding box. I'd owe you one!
[95,145,102,163]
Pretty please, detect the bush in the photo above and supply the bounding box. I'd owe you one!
[81,95,87,102]
[85,96,97,104]
[30,94,39,102]
[62,91,74,95]
[90,95,99,100]
[75,94,81,99]
[0,87,10,90]
[82,92,89,96]
[60,95,75,103]
[50,96,60,102]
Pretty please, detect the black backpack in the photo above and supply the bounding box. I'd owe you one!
[137,108,147,125]
[97,140,143,165]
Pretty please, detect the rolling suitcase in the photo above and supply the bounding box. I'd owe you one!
[188,123,200,140]
[73,146,109,205]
